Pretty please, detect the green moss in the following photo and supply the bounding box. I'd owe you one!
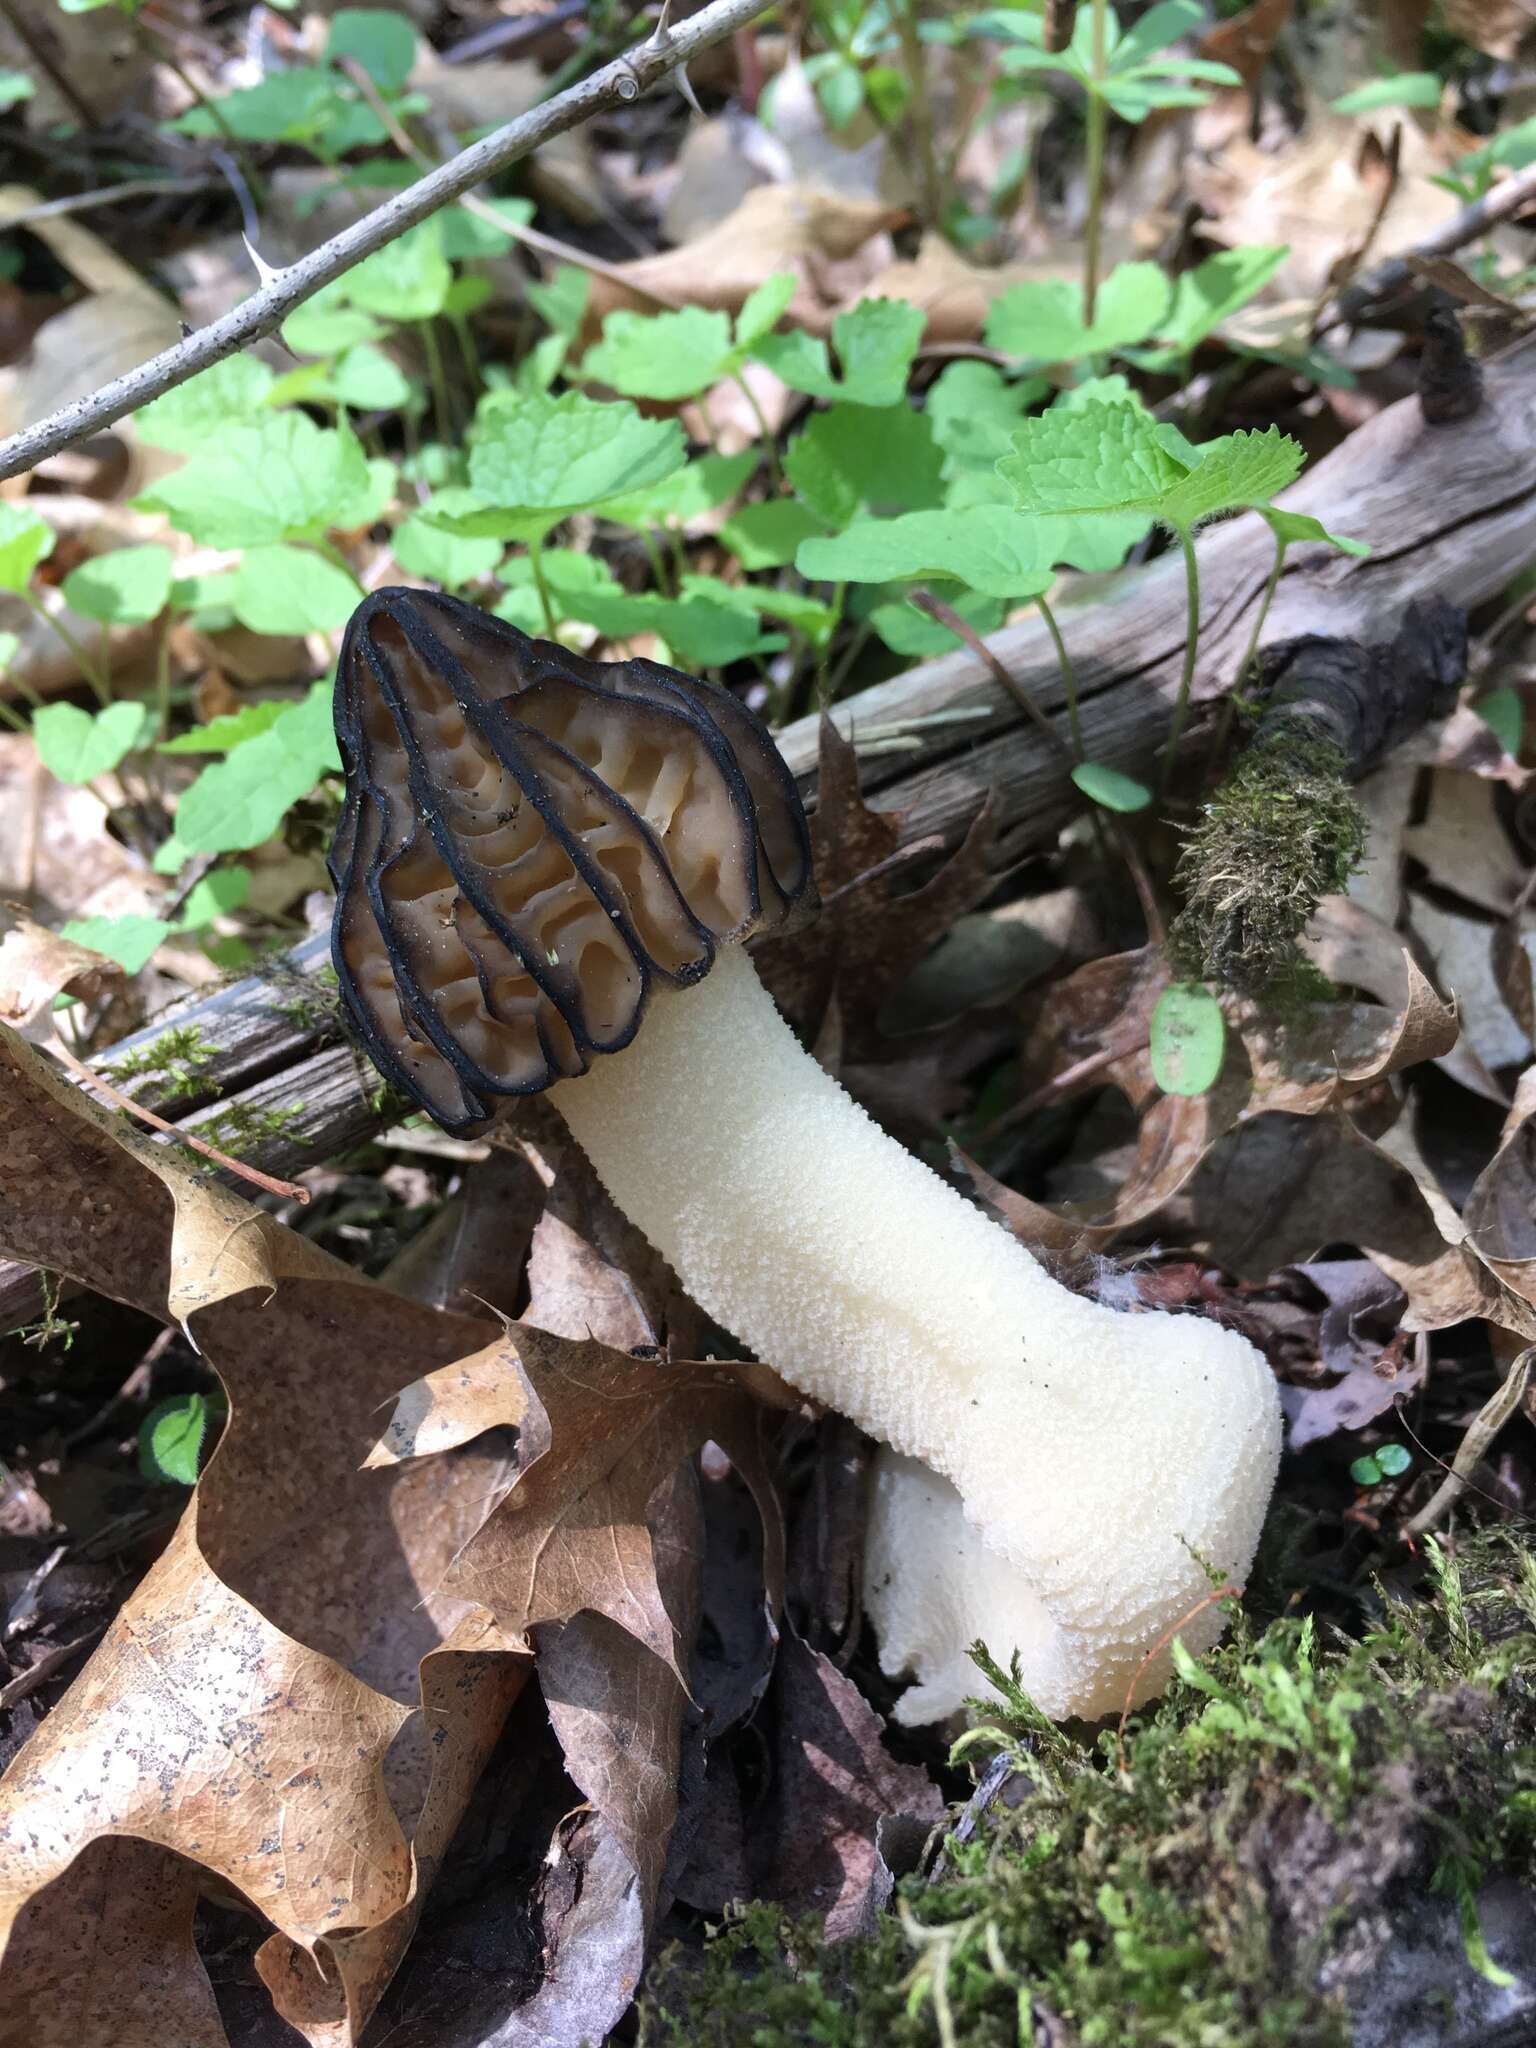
[192,1098,304,1164]
[101,1023,219,1104]
[642,1535,1536,2048]
[1171,720,1366,999]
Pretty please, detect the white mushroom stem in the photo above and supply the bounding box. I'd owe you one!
[551,947,1282,1725]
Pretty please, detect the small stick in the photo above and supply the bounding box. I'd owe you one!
[1335,158,1536,323]
[50,1041,312,1205]
[909,589,1066,754]
[1116,1581,1242,1772]
[1402,1347,1534,1538]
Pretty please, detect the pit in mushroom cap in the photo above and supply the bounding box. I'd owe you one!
[328,587,1282,1729]
[329,587,814,1129]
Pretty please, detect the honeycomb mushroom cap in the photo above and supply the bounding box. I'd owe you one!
[329,587,814,1132]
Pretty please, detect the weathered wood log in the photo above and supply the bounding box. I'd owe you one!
[4,343,1534,1329]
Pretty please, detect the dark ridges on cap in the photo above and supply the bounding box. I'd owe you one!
[328,588,816,1133]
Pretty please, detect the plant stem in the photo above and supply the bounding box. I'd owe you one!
[1083,0,1109,324]
[639,525,672,597]
[25,596,110,707]
[527,536,558,636]
[733,372,781,489]
[1161,527,1201,796]
[894,0,944,229]
[419,320,453,443]
[1036,595,1083,760]
[1206,532,1287,780]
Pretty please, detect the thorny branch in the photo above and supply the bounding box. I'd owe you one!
[0,0,777,482]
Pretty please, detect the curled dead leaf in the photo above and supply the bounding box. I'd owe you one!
[0,906,123,1027]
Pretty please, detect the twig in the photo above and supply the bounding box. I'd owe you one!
[335,54,687,313]
[49,1040,312,1205]
[909,588,1067,755]
[0,0,773,482]
[1335,158,1536,323]
[1402,1346,1534,1538]
[445,0,588,64]
[0,178,214,228]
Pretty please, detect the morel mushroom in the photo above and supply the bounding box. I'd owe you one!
[331,589,1282,1725]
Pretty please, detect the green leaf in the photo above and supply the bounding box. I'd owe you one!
[751,297,925,407]
[1349,1453,1384,1487]
[176,866,251,927]
[1150,982,1226,1096]
[526,264,590,338]
[797,507,1053,600]
[718,500,827,572]
[59,913,172,976]
[136,356,277,449]
[816,55,866,128]
[328,342,413,410]
[159,701,288,754]
[998,400,1188,516]
[787,402,944,526]
[171,67,339,143]
[34,701,151,783]
[1261,508,1370,557]
[985,260,1171,365]
[1109,0,1203,66]
[583,306,737,402]
[173,681,342,853]
[438,196,534,259]
[1331,72,1440,114]
[0,69,35,108]
[468,389,686,522]
[231,546,362,634]
[869,587,1006,656]
[282,283,384,356]
[927,361,1050,472]
[325,7,418,91]
[394,509,503,589]
[1476,686,1524,759]
[734,272,797,349]
[600,450,758,530]
[1374,1442,1412,1477]
[1071,761,1152,812]
[344,220,451,322]
[1156,245,1288,354]
[62,544,174,625]
[547,573,782,668]
[1158,426,1305,529]
[0,502,54,591]
[134,412,373,548]
[138,1392,211,1485]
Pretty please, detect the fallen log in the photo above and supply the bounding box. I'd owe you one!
[4,341,1534,1328]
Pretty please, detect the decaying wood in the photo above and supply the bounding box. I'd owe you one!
[3,344,1535,1329]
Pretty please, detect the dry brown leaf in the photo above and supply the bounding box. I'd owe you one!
[0,1026,537,2045]
[0,1837,221,2048]
[1465,1066,1536,1268]
[0,907,123,1027]
[1442,0,1536,58]
[582,184,905,336]
[987,947,1457,1257]
[1402,769,1527,915]
[1200,0,1294,93]
[1277,1258,1420,1448]
[377,1332,785,1691]
[756,716,998,1052]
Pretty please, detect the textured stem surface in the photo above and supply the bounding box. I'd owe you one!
[553,950,1281,1722]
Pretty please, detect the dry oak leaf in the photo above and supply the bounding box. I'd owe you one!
[0,905,124,1026]
[982,947,1458,1258]
[581,183,906,335]
[0,1025,533,2047]
[373,1328,791,1694]
[756,715,998,1053]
